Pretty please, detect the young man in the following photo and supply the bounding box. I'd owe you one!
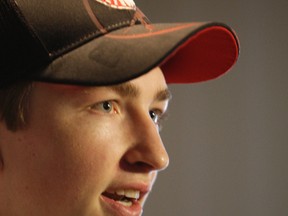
[0,0,239,215]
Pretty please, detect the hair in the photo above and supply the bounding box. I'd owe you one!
[0,81,34,131]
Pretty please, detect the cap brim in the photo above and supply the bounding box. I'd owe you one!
[39,22,239,86]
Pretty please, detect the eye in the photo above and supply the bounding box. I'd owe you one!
[149,110,159,123]
[149,110,165,124]
[89,101,116,114]
[149,109,168,130]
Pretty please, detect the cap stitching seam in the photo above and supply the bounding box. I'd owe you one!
[50,20,131,57]
[8,0,50,56]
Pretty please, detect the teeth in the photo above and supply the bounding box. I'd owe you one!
[115,189,140,199]
[116,200,133,207]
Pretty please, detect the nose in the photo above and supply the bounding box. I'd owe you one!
[122,113,169,173]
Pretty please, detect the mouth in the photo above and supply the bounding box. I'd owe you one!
[100,188,147,216]
[102,189,141,207]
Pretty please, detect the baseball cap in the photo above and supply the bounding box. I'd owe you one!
[0,0,239,88]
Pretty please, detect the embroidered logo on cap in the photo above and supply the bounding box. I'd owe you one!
[94,0,136,10]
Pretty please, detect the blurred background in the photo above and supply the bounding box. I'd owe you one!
[136,0,288,215]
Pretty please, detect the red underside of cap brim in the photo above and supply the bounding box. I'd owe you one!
[161,26,239,84]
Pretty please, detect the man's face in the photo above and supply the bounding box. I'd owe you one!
[0,67,170,216]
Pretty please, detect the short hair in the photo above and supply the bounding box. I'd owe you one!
[0,82,33,131]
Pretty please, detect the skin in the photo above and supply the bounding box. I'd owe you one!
[0,67,170,216]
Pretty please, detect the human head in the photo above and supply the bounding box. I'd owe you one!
[0,0,239,215]
[0,67,170,215]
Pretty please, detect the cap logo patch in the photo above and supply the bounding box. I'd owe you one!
[94,0,136,10]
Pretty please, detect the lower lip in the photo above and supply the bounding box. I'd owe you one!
[100,195,143,216]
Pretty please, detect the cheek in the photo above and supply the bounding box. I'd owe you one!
[40,115,120,192]
[8,112,123,214]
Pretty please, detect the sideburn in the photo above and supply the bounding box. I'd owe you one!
[0,81,34,131]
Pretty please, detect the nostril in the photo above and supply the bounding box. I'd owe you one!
[120,158,155,173]
[134,161,155,171]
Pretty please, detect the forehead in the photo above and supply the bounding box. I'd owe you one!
[33,67,170,100]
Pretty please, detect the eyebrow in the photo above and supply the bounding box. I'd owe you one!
[111,82,172,102]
